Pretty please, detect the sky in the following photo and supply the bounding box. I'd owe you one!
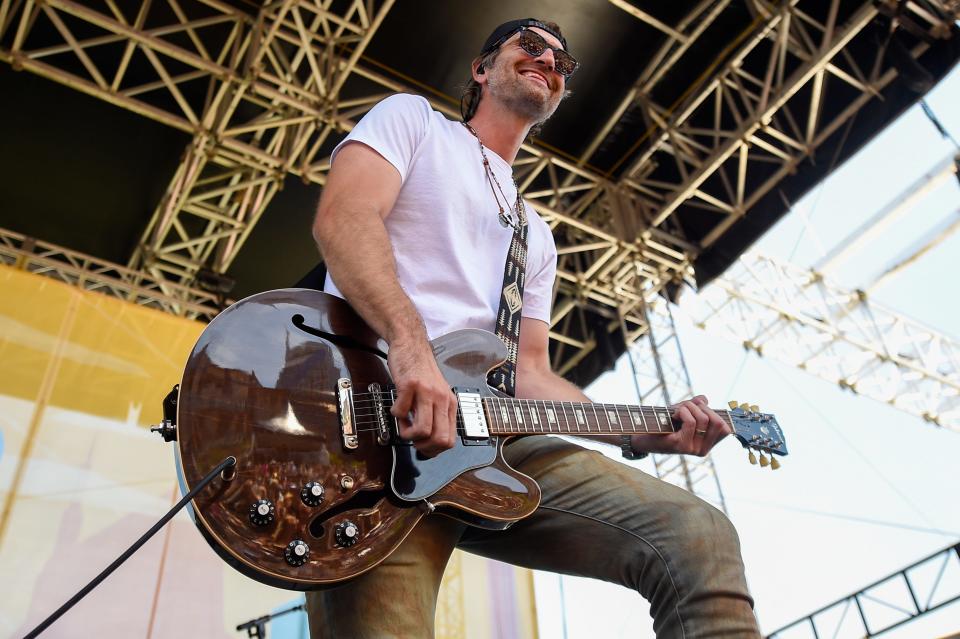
[531,58,960,639]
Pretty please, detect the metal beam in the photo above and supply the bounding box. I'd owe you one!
[622,290,728,511]
[0,227,222,318]
[768,542,960,638]
[2,0,956,403]
[816,154,960,273]
[689,251,960,431]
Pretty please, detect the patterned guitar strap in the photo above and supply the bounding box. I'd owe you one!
[486,219,529,398]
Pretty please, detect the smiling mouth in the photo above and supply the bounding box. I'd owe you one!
[520,70,550,89]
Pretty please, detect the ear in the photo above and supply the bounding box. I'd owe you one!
[471,57,488,85]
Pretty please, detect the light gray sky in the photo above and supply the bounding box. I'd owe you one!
[534,60,960,639]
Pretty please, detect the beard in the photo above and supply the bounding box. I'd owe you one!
[485,61,562,125]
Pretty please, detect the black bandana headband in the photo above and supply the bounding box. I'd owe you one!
[480,18,569,55]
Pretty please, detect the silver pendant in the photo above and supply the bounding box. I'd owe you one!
[499,212,511,228]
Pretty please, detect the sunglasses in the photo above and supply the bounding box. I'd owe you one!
[491,27,580,78]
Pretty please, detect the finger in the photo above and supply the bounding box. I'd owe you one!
[680,402,710,431]
[691,395,709,408]
[406,391,434,442]
[390,388,415,435]
[700,410,731,454]
[672,404,694,428]
[414,400,451,457]
[391,387,413,420]
[676,402,709,454]
[447,395,459,443]
[672,405,697,453]
[432,397,454,450]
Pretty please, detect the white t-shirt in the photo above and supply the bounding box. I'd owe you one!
[324,94,558,340]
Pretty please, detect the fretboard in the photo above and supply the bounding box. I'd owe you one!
[481,397,732,436]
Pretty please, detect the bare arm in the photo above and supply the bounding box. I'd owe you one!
[314,142,457,456]
[515,319,731,456]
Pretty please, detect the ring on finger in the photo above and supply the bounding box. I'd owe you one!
[694,429,707,436]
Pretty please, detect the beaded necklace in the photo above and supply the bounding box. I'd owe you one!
[462,122,527,230]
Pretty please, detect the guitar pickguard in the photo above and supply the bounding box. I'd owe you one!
[391,436,497,501]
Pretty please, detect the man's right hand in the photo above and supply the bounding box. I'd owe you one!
[388,339,458,457]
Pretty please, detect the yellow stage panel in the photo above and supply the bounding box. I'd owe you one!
[0,266,536,637]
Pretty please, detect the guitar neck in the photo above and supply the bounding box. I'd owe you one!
[482,397,733,436]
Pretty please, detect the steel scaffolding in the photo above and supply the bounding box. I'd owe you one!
[690,249,960,431]
[3,0,956,375]
[623,292,728,512]
[768,542,960,638]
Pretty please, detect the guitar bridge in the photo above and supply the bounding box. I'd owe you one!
[368,383,393,445]
[338,378,358,449]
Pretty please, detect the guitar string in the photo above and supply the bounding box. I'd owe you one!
[345,391,738,419]
[346,395,720,418]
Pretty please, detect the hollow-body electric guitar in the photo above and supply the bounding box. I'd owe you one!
[175,289,787,590]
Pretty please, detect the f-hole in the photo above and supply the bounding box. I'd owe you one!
[308,490,385,538]
[291,314,387,358]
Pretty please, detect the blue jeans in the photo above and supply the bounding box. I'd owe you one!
[307,436,760,638]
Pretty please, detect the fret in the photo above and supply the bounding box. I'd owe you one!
[655,407,672,433]
[613,406,628,433]
[528,401,539,432]
[558,402,574,434]
[513,403,525,431]
[483,398,496,434]
[606,407,620,432]
[602,405,614,431]
[546,403,557,428]
[629,408,645,432]
[567,403,578,433]
[574,406,586,433]
[590,403,601,433]
[639,406,650,432]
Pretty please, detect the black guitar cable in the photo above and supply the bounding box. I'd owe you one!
[22,456,237,639]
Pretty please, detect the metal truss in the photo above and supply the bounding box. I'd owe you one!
[614,0,949,251]
[688,251,960,431]
[0,226,222,317]
[768,542,960,638]
[0,0,397,284]
[622,291,728,512]
[4,0,956,377]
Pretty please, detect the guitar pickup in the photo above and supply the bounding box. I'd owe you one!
[455,389,489,439]
[338,378,358,449]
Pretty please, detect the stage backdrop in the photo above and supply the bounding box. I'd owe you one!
[0,264,538,638]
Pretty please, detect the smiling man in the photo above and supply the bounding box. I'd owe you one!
[310,18,761,638]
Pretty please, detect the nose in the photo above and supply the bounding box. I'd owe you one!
[534,47,556,73]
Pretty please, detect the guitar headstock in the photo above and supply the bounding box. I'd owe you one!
[726,401,788,469]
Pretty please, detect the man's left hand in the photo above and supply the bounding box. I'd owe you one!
[630,395,732,457]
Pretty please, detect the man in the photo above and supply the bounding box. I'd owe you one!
[310,18,760,638]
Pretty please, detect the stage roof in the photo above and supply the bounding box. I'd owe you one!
[2,0,959,382]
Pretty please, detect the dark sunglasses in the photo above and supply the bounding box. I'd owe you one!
[490,27,580,78]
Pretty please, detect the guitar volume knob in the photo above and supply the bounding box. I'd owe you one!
[300,482,325,507]
[284,539,310,566]
[249,499,275,527]
[334,521,360,547]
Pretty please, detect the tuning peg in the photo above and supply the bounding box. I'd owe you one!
[728,400,739,409]
[748,450,757,465]
[750,404,760,413]
[770,456,781,470]
[758,452,769,467]
[739,402,751,411]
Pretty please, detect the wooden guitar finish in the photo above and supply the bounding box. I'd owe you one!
[175,289,540,590]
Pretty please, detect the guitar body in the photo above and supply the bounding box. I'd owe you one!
[175,289,540,590]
